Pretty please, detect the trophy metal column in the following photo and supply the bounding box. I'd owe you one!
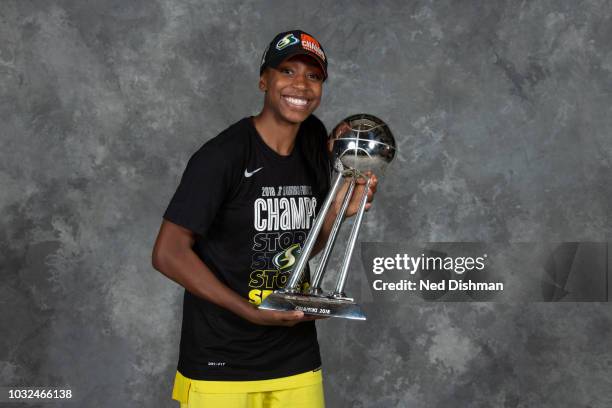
[259,114,396,320]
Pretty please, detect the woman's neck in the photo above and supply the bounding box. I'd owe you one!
[252,111,300,156]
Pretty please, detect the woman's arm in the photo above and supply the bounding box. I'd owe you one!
[152,220,319,326]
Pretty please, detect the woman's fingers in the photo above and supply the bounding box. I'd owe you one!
[277,310,328,325]
[279,310,304,323]
[337,173,379,215]
[369,174,378,194]
[252,308,304,326]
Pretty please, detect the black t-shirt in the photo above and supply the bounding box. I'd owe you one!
[163,115,330,380]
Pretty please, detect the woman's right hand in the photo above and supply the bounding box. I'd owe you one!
[245,305,328,327]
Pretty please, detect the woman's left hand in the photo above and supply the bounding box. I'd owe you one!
[333,171,378,217]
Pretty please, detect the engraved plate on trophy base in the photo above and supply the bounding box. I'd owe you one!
[259,292,366,320]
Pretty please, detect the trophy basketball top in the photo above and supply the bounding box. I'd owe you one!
[329,113,396,175]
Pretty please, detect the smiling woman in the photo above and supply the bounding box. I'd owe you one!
[255,54,324,138]
[151,29,378,408]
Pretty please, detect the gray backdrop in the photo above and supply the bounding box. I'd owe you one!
[1,0,611,407]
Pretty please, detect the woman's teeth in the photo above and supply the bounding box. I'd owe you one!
[283,96,308,107]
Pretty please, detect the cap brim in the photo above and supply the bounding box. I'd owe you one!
[266,49,327,80]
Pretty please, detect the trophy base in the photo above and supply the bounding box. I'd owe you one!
[259,291,366,321]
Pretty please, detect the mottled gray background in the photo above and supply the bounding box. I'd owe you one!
[1,0,611,407]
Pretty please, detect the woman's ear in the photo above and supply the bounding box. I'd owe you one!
[258,74,267,92]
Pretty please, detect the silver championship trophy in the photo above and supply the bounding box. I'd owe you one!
[259,114,396,320]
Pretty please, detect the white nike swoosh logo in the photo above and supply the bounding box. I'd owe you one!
[244,167,263,177]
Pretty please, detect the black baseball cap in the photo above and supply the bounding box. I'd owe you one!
[260,30,328,80]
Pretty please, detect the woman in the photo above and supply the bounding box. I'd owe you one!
[152,30,377,408]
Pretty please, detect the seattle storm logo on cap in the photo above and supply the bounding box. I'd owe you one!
[276,33,299,50]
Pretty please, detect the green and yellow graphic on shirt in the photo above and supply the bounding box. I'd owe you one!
[272,243,301,270]
[248,185,317,305]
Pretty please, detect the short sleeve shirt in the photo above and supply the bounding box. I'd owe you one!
[163,115,329,380]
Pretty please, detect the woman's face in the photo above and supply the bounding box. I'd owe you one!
[260,54,324,125]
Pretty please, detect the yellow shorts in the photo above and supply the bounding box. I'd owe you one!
[172,369,325,408]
